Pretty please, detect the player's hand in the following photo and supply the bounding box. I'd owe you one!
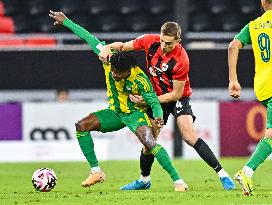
[49,10,67,26]
[99,42,125,63]
[154,118,164,129]
[129,94,146,105]
[99,45,112,63]
[228,81,241,98]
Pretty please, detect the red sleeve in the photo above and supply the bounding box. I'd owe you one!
[133,34,156,51]
[172,62,189,81]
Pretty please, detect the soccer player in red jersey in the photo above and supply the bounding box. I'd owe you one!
[100,22,235,191]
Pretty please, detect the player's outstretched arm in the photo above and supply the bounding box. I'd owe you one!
[49,10,103,55]
[228,39,243,98]
[49,10,67,25]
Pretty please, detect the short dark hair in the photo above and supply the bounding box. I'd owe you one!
[110,50,137,72]
[161,22,181,40]
[56,88,69,94]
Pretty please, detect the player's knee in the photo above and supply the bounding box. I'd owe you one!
[136,126,156,149]
[260,137,272,149]
[182,132,198,146]
[184,137,198,146]
[142,146,152,155]
[142,136,156,150]
[183,138,193,146]
[265,128,272,138]
[145,143,156,150]
[75,121,88,132]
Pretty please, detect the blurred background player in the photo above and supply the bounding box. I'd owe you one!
[56,88,70,102]
[99,21,235,191]
[49,10,188,192]
[228,0,272,196]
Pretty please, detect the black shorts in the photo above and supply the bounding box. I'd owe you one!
[147,97,196,125]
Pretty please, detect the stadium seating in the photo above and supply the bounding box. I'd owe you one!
[95,14,122,32]
[188,0,259,32]
[2,0,28,16]
[188,0,207,15]
[0,0,261,33]
[148,0,171,15]
[28,0,54,16]
[0,17,14,33]
[12,15,32,33]
[126,14,154,32]
[189,13,215,32]
[86,0,117,15]
[0,39,23,47]
[0,37,55,47]
[220,13,244,32]
[119,0,143,15]
[0,1,4,16]
[58,0,80,15]
[237,0,260,15]
[24,37,56,46]
[208,0,232,15]
[33,17,56,33]
[0,0,174,33]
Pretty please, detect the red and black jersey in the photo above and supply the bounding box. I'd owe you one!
[133,34,192,97]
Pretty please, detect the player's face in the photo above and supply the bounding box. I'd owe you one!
[261,0,268,12]
[111,67,130,82]
[57,91,69,102]
[160,34,178,54]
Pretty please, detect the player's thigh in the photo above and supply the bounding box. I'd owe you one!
[76,113,101,131]
[135,124,156,149]
[121,110,152,133]
[173,97,196,121]
[176,115,198,146]
[142,119,160,153]
[93,109,125,132]
[142,113,159,153]
[122,110,157,149]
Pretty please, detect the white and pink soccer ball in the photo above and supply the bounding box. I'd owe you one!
[32,168,57,192]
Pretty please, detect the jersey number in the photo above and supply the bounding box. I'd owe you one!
[258,33,270,63]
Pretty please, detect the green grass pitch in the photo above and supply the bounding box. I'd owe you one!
[0,158,272,205]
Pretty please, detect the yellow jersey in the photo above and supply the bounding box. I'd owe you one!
[249,10,272,101]
[103,63,162,117]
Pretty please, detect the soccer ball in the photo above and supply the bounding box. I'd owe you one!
[32,168,57,192]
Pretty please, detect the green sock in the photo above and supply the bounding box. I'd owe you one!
[151,144,181,182]
[246,138,272,171]
[76,131,98,168]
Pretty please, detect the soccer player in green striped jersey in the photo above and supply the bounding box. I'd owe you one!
[49,10,188,192]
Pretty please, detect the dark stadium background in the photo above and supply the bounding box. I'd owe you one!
[0,0,262,157]
[0,0,259,90]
